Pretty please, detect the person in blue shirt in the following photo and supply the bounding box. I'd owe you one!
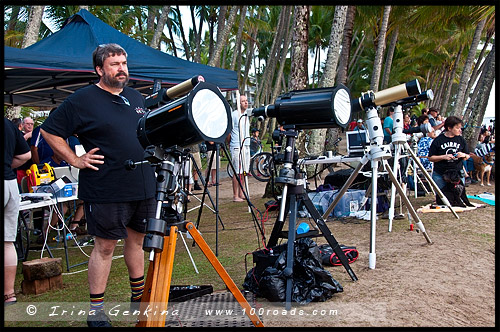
[383,107,394,144]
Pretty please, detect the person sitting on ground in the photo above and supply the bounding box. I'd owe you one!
[428,116,470,194]
[416,115,437,171]
[355,119,365,131]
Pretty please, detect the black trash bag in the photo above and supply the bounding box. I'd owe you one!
[258,267,286,302]
[243,238,343,304]
[242,267,260,295]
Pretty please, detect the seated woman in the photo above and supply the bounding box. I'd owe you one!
[416,115,437,171]
[428,116,471,193]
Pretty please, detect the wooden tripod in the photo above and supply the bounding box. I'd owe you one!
[135,221,264,327]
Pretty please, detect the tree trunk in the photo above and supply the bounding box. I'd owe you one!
[380,26,399,90]
[216,6,227,48]
[230,6,247,71]
[8,6,21,31]
[8,5,45,118]
[463,41,495,151]
[208,8,217,61]
[166,17,178,57]
[288,6,310,91]
[22,5,45,48]
[208,6,238,67]
[463,32,492,108]
[260,6,294,140]
[241,9,258,95]
[452,18,486,117]
[176,5,190,61]
[320,5,348,88]
[194,6,205,63]
[441,47,462,115]
[150,5,170,50]
[336,5,356,85]
[432,65,449,110]
[254,8,287,108]
[369,5,391,92]
[271,7,294,103]
[347,33,366,78]
[310,5,348,171]
[288,5,310,158]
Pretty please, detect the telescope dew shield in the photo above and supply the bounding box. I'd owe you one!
[252,84,352,129]
[137,82,231,149]
[352,79,421,112]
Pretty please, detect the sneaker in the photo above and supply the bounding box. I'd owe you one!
[193,183,202,191]
[87,309,112,327]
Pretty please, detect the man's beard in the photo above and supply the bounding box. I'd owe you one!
[101,70,129,89]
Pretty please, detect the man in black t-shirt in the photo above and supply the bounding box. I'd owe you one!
[4,118,31,306]
[428,116,470,191]
[41,44,155,327]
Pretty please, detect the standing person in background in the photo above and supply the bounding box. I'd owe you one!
[227,95,251,202]
[403,113,411,130]
[21,117,34,141]
[187,143,202,191]
[383,107,395,144]
[4,118,31,306]
[11,118,23,131]
[205,141,219,186]
[40,44,156,327]
[16,117,35,185]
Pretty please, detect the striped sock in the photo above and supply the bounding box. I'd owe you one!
[130,276,145,302]
[90,293,104,312]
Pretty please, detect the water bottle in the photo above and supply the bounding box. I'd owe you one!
[53,233,73,242]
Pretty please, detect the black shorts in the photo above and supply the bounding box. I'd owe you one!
[84,198,156,240]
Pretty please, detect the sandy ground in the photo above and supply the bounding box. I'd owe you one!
[193,156,495,327]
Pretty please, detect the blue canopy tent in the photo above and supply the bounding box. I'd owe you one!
[4,9,238,107]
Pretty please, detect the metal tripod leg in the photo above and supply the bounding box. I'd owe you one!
[302,195,358,281]
[382,160,433,244]
[369,159,379,269]
[404,142,459,219]
[388,143,402,231]
[284,193,297,311]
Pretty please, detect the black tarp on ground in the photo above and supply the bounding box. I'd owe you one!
[4,9,238,107]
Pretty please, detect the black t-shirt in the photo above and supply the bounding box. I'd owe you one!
[41,85,155,203]
[4,118,30,180]
[428,132,469,176]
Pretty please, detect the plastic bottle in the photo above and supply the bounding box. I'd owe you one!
[53,233,73,242]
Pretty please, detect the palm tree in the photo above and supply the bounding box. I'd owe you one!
[462,40,495,151]
[5,5,45,119]
[208,6,238,67]
[369,6,391,92]
[309,5,347,159]
[309,6,335,88]
[150,6,170,50]
[336,5,356,85]
[452,18,487,117]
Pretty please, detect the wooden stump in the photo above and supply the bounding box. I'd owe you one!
[22,257,63,295]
